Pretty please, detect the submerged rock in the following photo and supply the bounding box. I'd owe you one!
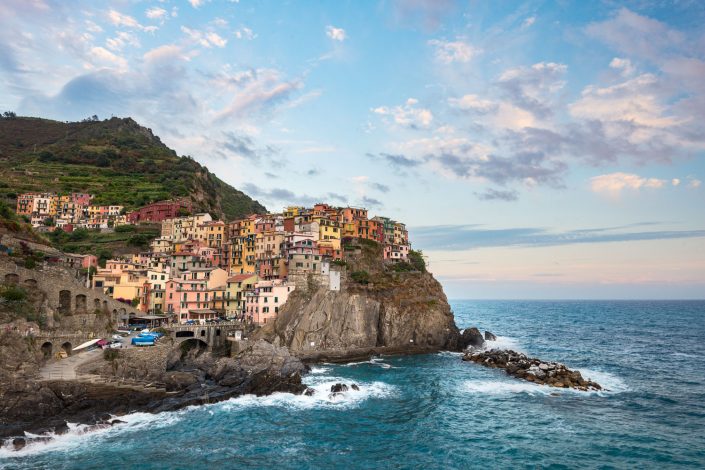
[462,349,602,391]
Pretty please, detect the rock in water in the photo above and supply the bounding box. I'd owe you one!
[304,388,315,396]
[461,349,602,391]
[459,327,485,350]
[484,331,497,341]
[351,384,360,391]
[330,383,349,393]
[12,437,26,451]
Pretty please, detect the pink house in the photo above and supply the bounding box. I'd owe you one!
[245,280,295,324]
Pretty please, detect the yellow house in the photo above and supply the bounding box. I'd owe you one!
[318,218,341,250]
[225,273,258,316]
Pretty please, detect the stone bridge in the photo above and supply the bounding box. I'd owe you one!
[166,322,251,351]
[31,332,94,359]
[0,259,142,327]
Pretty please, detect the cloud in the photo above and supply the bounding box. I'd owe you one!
[609,57,635,76]
[448,94,495,113]
[370,182,390,193]
[589,172,668,196]
[188,0,207,8]
[106,31,140,52]
[181,26,227,48]
[475,188,519,202]
[220,131,278,163]
[410,224,705,251]
[497,62,567,119]
[107,9,145,30]
[242,183,348,207]
[211,68,303,122]
[326,26,346,41]
[522,16,536,28]
[372,98,433,129]
[368,152,424,169]
[361,196,383,208]
[145,7,167,20]
[427,38,479,64]
[234,27,256,40]
[688,176,702,189]
[89,46,128,69]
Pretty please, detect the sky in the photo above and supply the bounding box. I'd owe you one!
[1,0,704,299]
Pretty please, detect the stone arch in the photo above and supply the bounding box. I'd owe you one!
[200,329,206,337]
[59,290,72,315]
[75,294,87,314]
[4,273,19,285]
[103,300,109,313]
[175,330,195,338]
[23,279,38,289]
[41,341,53,358]
[94,298,101,312]
[61,342,72,356]
[216,329,221,336]
[180,338,208,354]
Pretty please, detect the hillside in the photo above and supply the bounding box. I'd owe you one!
[0,116,265,220]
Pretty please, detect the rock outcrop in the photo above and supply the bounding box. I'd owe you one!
[462,349,602,391]
[257,271,460,362]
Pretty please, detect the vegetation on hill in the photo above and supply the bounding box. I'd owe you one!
[0,115,266,219]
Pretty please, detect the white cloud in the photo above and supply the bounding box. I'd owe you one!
[143,44,184,64]
[448,94,495,113]
[89,46,128,69]
[428,38,479,64]
[146,7,167,20]
[107,9,143,29]
[372,98,433,129]
[688,177,702,189]
[234,27,256,40]
[188,0,206,8]
[671,178,680,186]
[181,26,227,48]
[326,26,346,41]
[590,172,667,196]
[609,57,635,76]
[106,31,140,52]
[522,16,536,28]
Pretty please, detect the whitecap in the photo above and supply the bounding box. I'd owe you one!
[575,368,629,394]
[308,366,331,374]
[0,410,186,458]
[217,378,396,411]
[483,335,523,352]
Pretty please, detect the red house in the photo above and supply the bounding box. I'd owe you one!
[128,199,192,223]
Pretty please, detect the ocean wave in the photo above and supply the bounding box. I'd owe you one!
[575,368,629,394]
[483,335,523,352]
[339,357,396,369]
[0,410,185,459]
[309,366,332,374]
[217,378,396,411]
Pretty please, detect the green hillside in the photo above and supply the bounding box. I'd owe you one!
[0,115,265,219]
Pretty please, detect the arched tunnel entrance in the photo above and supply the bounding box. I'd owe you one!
[41,341,53,359]
[175,331,195,338]
[61,342,72,356]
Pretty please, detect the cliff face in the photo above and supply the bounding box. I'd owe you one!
[258,271,460,362]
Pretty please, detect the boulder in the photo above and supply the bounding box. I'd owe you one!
[54,421,70,435]
[304,388,315,396]
[12,437,26,451]
[459,327,485,350]
[351,384,360,391]
[484,331,497,341]
[330,383,349,393]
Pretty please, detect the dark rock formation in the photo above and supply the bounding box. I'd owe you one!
[330,383,348,393]
[462,349,602,391]
[458,327,485,350]
[0,340,307,444]
[484,331,497,341]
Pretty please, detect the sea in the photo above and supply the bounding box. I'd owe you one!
[2,300,704,469]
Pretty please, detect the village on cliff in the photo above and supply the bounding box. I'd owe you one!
[13,193,413,326]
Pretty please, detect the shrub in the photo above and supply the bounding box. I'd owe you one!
[103,349,119,361]
[0,285,27,301]
[114,224,136,233]
[350,270,370,284]
[408,250,426,273]
[391,262,415,273]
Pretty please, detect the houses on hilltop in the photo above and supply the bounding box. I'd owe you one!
[15,194,413,326]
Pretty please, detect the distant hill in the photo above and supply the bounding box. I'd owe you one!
[0,116,266,220]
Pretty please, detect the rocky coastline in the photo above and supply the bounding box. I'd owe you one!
[0,340,307,450]
[462,348,602,391]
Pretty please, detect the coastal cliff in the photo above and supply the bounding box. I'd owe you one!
[257,245,460,362]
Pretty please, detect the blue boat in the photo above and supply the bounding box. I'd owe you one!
[131,337,155,346]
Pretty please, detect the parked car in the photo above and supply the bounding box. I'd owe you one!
[109,341,122,349]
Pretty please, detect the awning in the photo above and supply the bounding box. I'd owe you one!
[73,338,102,351]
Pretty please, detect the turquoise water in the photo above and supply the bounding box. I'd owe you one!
[2,300,705,469]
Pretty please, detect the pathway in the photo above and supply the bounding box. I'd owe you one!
[40,348,103,380]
